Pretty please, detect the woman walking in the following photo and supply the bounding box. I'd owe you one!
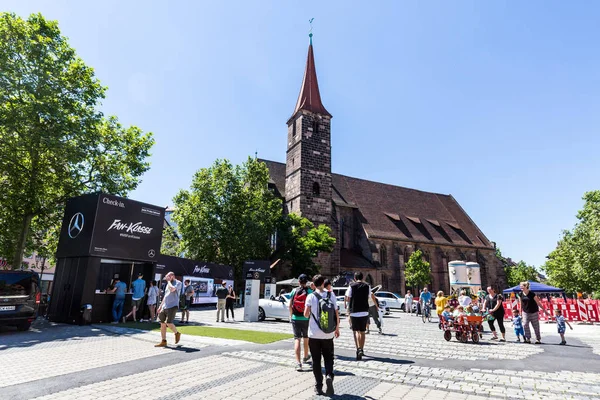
[484,286,506,341]
[435,291,448,328]
[226,285,236,321]
[404,291,413,315]
[147,280,159,322]
[519,281,549,344]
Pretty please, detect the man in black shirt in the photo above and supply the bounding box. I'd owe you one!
[347,272,378,360]
[215,282,228,322]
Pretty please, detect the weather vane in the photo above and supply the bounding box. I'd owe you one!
[309,18,314,44]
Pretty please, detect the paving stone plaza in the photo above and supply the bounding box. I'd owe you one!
[1,309,599,399]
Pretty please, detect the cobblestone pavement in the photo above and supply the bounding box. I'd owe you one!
[1,309,599,399]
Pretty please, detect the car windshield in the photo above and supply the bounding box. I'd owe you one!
[0,273,33,296]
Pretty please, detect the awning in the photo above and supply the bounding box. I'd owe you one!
[503,281,564,294]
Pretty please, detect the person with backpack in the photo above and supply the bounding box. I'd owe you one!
[304,274,340,396]
[347,271,376,360]
[288,274,312,371]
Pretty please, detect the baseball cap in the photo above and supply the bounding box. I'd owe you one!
[298,274,308,284]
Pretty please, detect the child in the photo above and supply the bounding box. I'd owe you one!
[441,305,454,325]
[554,308,573,345]
[453,305,466,317]
[511,308,524,342]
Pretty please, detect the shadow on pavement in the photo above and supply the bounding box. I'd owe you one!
[336,354,414,365]
[0,318,117,351]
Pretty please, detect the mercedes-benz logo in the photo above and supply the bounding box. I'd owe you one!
[148,249,156,258]
[68,213,85,238]
[229,270,233,278]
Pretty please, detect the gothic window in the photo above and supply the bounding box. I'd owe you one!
[312,182,320,197]
[379,245,388,267]
[292,120,297,137]
[340,218,345,248]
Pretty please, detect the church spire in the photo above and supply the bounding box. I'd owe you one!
[291,30,331,119]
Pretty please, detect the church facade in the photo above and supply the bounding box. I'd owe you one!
[261,36,506,294]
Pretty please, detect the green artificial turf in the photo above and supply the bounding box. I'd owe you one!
[113,322,293,344]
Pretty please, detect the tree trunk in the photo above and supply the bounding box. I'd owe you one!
[12,213,33,270]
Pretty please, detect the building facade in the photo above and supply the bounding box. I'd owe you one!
[262,36,506,294]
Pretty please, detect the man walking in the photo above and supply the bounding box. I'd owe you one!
[154,272,182,347]
[123,272,146,323]
[346,272,377,360]
[288,274,312,371]
[404,290,413,315]
[180,279,194,324]
[107,276,127,324]
[304,275,339,396]
[215,281,228,322]
[367,291,382,334]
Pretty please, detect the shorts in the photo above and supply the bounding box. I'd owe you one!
[132,298,143,308]
[158,307,178,324]
[292,319,309,339]
[514,327,524,336]
[350,316,369,332]
[558,327,565,334]
[181,298,192,310]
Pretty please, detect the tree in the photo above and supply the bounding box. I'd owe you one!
[172,158,282,281]
[278,213,336,278]
[404,250,430,288]
[0,13,154,268]
[496,248,539,287]
[543,191,600,294]
[160,225,181,257]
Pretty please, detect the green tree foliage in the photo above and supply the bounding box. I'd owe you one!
[160,225,181,257]
[543,191,600,294]
[404,250,430,288]
[172,158,282,280]
[0,13,154,268]
[278,213,336,278]
[495,248,539,287]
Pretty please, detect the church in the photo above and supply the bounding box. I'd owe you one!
[261,35,506,294]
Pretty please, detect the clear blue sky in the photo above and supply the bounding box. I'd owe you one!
[6,1,600,268]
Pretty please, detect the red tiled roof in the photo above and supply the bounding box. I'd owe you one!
[290,43,331,119]
[260,159,493,249]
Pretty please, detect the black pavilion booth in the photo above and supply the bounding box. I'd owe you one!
[48,193,165,324]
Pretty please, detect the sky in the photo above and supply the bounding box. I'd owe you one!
[4,1,600,268]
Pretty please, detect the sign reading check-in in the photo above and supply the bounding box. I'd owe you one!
[57,193,165,262]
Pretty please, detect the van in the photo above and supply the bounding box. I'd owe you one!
[0,271,41,331]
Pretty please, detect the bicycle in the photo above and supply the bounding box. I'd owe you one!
[421,302,431,323]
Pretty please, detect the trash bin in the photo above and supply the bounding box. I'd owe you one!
[80,304,92,325]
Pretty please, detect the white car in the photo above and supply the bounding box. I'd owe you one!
[258,294,291,321]
[375,291,404,310]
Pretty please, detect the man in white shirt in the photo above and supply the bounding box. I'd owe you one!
[346,272,378,360]
[304,275,340,396]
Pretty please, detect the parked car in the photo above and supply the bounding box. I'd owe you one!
[258,293,291,321]
[374,291,405,310]
[0,270,40,331]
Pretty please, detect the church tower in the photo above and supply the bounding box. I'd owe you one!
[285,33,339,276]
[285,33,333,226]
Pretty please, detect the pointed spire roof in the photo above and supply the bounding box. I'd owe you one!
[291,34,331,119]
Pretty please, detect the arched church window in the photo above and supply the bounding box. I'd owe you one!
[380,245,387,267]
[312,182,320,197]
